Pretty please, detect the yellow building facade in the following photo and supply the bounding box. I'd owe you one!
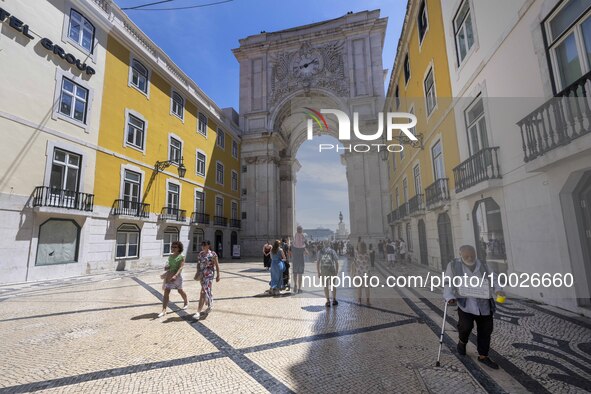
[385,0,461,269]
[94,15,241,266]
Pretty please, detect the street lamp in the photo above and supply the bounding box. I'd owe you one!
[155,156,186,178]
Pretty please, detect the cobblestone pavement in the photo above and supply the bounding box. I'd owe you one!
[0,258,589,393]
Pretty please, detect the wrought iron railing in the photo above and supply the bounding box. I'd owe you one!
[33,186,94,211]
[398,202,409,219]
[191,212,210,225]
[229,219,241,228]
[408,194,425,215]
[452,147,501,193]
[113,199,149,218]
[160,207,186,222]
[214,216,228,226]
[517,71,591,162]
[425,178,450,209]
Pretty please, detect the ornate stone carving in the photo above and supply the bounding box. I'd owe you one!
[269,40,348,109]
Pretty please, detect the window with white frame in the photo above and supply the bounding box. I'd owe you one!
[68,10,94,53]
[231,201,238,220]
[126,114,145,150]
[167,183,180,210]
[418,1,428,43]
[232,140,238,158]
[215,196,224,217]
[130,59,148,94]
[169,137,182,164]
[231,171,238,191]
[424,67,436,115]
[50,148,80,192]
[116,224,140,259]
[413,165,422,195]
[195,190,205,213]
[395,187,400,208]
[404,54,411,83]
[198,113,208,136]
[196,151,206,176]
[191,228,204,252]
[432,140,444,180]
[454,0,475,65]
[123,169,141,208]
[59,78,88,123]
[545,0,591,91]
[216,162,224,184]
[464,97,489,155]
[171,92,184,119]
[217,129,225,149]
[163,227,179,255]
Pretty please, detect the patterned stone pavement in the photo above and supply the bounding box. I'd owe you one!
[0,258,589,393]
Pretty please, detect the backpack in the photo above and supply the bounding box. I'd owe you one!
[319,249,336,274]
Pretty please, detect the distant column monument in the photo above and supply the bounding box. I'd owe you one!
[335,211,349,241]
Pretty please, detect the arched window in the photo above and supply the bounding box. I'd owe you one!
[163,227,179,255]
[191,228,205,253]
[131,59,148,93]
[473,198,506,260]
[116,224,140,259]
[36,219,80,265]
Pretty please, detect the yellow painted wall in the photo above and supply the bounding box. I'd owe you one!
[95,35,240,218]
[386,0,460,207]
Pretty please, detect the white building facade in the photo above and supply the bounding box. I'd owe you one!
[0,0,110,283]
[441,0,591,314]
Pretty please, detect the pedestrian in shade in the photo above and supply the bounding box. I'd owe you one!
[443,245,505,369]
[317,240,339,307]
[369,243,375,268]
[268,240,286,296]
[263,241,272,270]
[291,225,307,294]
[194,240,220,319]
[158,241,189,318]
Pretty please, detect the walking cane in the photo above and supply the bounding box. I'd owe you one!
[436,300,449,367]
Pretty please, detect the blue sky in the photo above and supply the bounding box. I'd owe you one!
[114,0,406,230]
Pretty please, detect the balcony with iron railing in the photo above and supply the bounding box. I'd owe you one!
[517,71,591,166]
[425,178,450,210]
[408,194,425,216]
[191,212,210,225]
[214,216,228,226]
[453,147,501,194]
[229,219,241,228]
[112,199,150,218]
[398,202,409,219]
[159,207,186,222]
[33,186,94,212]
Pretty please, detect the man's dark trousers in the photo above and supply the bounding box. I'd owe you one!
[457,308,494,356]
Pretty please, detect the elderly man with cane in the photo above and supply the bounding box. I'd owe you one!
[442,245,505,369]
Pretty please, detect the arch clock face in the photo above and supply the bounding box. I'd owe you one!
[292,53,323,78]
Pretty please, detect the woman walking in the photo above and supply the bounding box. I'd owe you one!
[263,241,272,270]
[268,240,285,296]
[291,226,307,294]
[195,240,220,319]
[352,241,371,305]
[158,241,189,318]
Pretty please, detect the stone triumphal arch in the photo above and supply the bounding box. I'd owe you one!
[233,10,390,256]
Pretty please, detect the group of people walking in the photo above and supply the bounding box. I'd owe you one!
[379,238,407,268]
[263,226,307,295]
[159,240,220,320]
